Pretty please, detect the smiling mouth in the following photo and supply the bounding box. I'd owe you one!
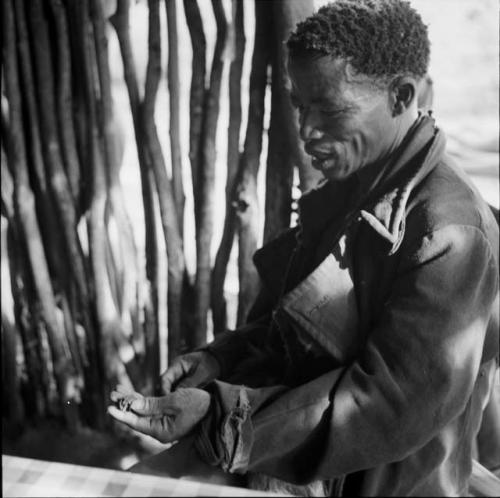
[307,150,337,170]
[304,144,337,169]
[311,156,336,170]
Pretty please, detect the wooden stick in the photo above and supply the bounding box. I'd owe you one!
[2,139,51,418]
[90,0,140,339]
[264,0,322,242]
[12,1,47,195]
[60,292,85,389]
[69,284,89,369]
[2,0,80,418]
[165,0,185,231]
[110,0,158,308]
[48,0,81,203]
[1,314,26,428]
[226,0,245,192]
[27,0,90,308]
[211,0,245,333]
[272,0,322,193]
[182,0,206,206]
[144,0,185,363]
[263,63,293,243]
[13,0,68,286]
[1,144,14,221]
[6,224,48,419]
[192,0,227,346]
[65,0,91,217]
[104,220,124,315]
[77,0,135,393]
[1,201,26,427]
[110,0,160,387]
[233,0,272,326]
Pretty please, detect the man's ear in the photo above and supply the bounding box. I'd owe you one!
[389,76,417,116]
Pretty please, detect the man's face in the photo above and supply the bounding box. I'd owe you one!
[288,55,402,181]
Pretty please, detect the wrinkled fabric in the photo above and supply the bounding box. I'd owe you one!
[197,115,500,496]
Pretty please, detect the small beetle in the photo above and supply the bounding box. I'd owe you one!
[117,398,132,412]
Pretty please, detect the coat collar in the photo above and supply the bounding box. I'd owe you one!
[297,113,446,254]
[253,114,447,298]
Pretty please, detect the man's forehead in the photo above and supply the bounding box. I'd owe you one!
[287,54,382,101]
[288,56,353,99]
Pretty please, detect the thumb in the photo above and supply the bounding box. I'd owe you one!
[175,376,198,389]
[130,396,173,415]
[161,360,189,394]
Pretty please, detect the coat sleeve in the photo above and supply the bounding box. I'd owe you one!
[201,227,299,380]
[202,284,286,381]
[195,224,499,482]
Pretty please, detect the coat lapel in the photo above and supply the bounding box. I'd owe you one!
[280,232,360,364]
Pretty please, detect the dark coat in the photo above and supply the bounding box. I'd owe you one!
[197,115,499,496]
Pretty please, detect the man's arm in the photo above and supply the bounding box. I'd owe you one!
[201,228,301,383]
[195,224,499,482]
[160,283,285,391]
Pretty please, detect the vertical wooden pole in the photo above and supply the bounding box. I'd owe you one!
[48,0,82,203]
[3,0,81,426]
[233,0,273,326]
[27,0,90,308]
[165,0,185,231]
[272,0,322,193]
[110,0,160,385]
[182,0,206,212]
[264,0,321,243]
[2,153,27,428]
[143,0,185,364]
[13,0,68,290]
[192,0,227,345]
[211,0,245,333]
[90,0,140,344]
[77,0,135,396]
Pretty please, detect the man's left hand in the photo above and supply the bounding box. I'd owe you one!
[107,385,211,443]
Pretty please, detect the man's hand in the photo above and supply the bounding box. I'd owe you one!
[107,385,211,444]
[160,351,221,394]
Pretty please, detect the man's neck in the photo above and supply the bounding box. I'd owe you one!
[354,112,421,193]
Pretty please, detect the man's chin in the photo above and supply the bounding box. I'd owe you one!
[313,158,352,181]
[323,171,352,182]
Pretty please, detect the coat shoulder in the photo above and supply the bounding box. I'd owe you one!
[404,155,498,252]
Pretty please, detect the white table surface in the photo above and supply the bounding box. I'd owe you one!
[2,454,278,497]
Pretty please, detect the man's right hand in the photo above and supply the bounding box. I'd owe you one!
[160,351,221,394]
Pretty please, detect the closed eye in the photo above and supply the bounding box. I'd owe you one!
[321,108,345,117]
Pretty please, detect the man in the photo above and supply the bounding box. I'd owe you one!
[108,1,499,495]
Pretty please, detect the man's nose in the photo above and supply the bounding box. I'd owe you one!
[299,110,324,141]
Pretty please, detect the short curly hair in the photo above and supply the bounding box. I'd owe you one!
[287,0,430,79]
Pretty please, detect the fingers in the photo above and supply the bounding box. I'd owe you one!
[128,390,197,415]
[110,389,144,414]
[110,388,176,416]
[107,406,172,443]
[110,390,142,404]
[160,363,182,393]
[160,360,188,394]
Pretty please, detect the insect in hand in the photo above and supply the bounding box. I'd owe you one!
[117,398,132,412]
